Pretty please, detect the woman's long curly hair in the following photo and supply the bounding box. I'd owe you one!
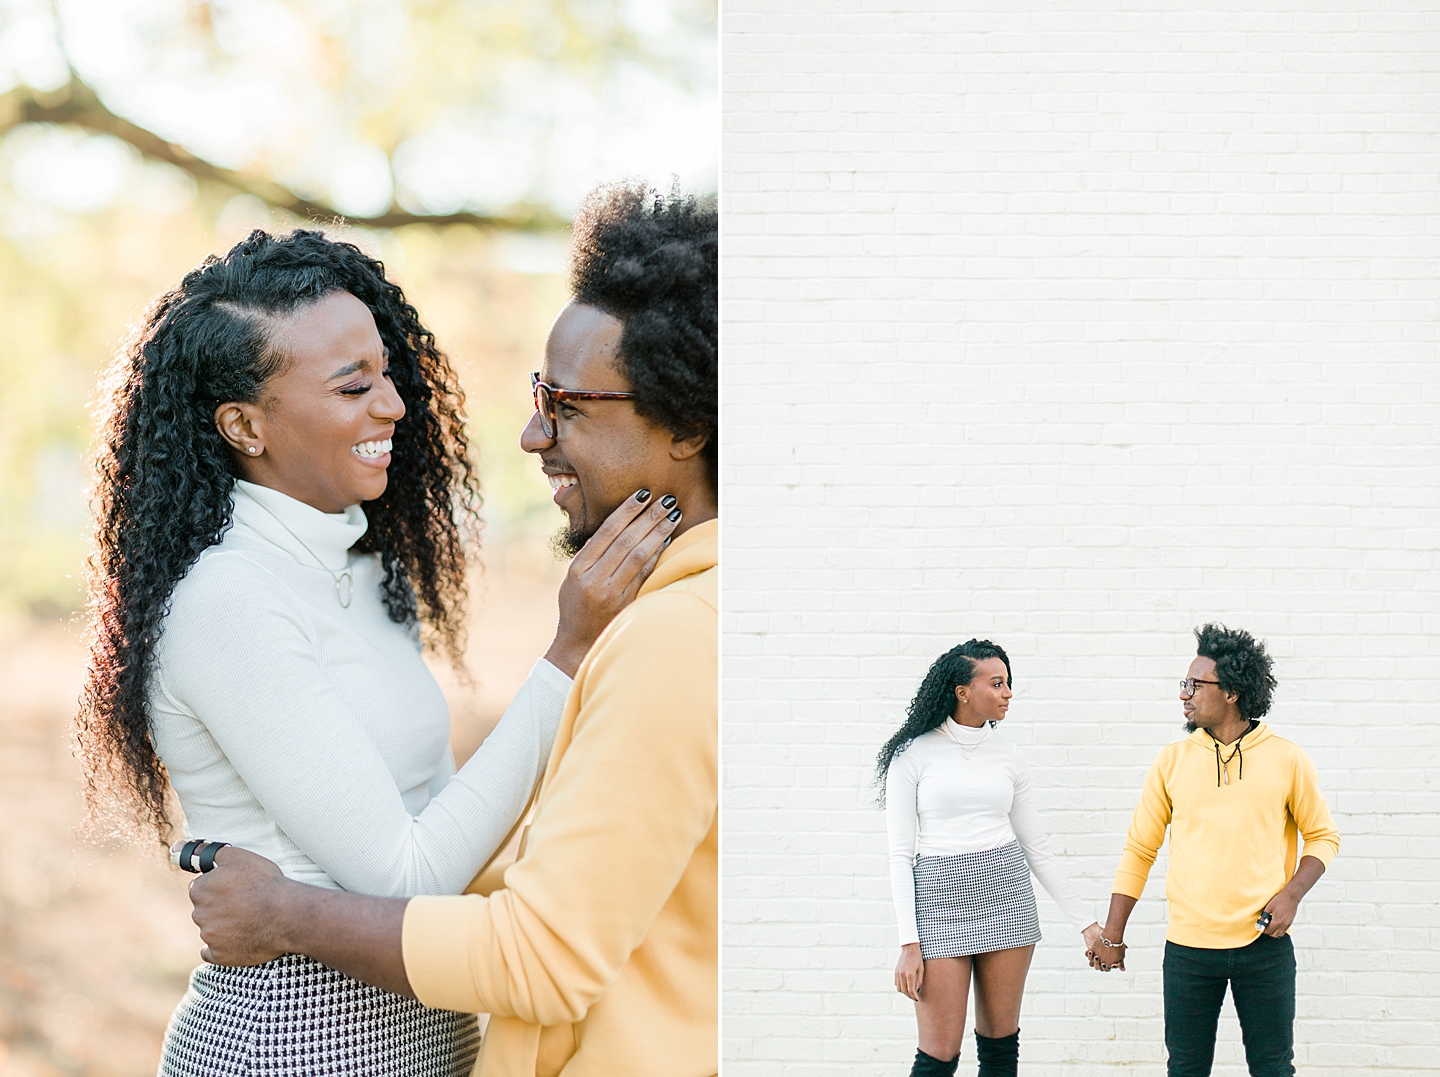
[76,229,480,842]
[874,639,1013,802]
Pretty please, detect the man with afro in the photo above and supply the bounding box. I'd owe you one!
[186,183,718,1077]
[1089,624,1339,1077]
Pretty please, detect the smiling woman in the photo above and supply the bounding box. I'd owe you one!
[71,228,668,1076]
[212,290,406,513]
[77,230,482,841]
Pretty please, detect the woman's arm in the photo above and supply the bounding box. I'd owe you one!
[1006,748,1100,934]
[164,492,678,899]
[885,750,930,999]
[163,559,569,898]
[884,751,923,947]
[541,487,683,676]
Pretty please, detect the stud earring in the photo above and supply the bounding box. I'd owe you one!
[248,446,258,454]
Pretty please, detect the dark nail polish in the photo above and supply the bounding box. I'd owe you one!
[635,489,651,503]
[667,508,682,522]
[660,494,677,509]
[663,535,673,546]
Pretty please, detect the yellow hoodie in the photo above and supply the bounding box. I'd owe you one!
[402,519,717,1077]
[1113,722,1340,949]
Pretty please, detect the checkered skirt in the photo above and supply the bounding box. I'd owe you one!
[158,953,481,1077]
[913,839,1042,960]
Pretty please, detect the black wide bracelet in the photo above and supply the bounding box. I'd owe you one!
[197,841,229,873]
[176,839,203,873]
[173,839,231,873]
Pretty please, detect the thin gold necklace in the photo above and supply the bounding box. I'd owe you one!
[239,487,354,608]
[943,719,989,759]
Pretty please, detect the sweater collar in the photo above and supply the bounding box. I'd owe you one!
[231,480,369,571]
[942,718,991,746]
[639,518,717,597]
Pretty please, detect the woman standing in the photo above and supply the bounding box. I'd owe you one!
[75,229,677,1076]
[878,640,1103,1077]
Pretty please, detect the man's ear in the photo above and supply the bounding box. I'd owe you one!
[668,431,709,462]
[214,402,266,458]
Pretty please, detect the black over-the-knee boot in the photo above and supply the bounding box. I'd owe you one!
[909,1048,959,1076]
[974,1029,1019,1077]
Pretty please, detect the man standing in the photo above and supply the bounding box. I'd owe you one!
[1089,624,1339,1077]
[187,182,718,1077]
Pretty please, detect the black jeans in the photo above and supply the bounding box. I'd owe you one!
[1163,933,1296,1077]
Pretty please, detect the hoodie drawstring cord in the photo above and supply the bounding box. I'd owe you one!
[1212,720,1258,786]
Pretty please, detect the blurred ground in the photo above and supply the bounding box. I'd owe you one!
[0,545,564,1076]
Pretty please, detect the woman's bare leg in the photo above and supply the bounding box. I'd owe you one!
[970,945,1035,1038]
[914,956,972,1061]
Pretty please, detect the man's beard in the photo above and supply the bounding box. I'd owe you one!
[551,520,598,559]
[1183,719,1199,733]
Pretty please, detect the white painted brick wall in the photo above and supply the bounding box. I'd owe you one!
[721,4,1440,1074]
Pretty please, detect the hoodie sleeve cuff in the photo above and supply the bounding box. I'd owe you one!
[1111,862,1151,899]
[1299,836,1339,869]
[1111,874,1148,899]
[403,894,487,1013]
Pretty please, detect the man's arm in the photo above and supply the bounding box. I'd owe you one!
[188,846,414,996]
[1258,747,1338,936]
[1091,755,1171,972]
[401,589,717,1025]
[1260,854,1325,937]
[190,587,716,1023]
[1089,892,1138,971]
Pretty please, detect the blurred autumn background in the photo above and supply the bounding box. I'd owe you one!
[0,0,715,1071]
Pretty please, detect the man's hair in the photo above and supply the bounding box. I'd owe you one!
[569,182,717,489]
[1194,623,1277,720]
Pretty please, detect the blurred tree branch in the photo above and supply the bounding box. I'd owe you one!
[0,75,567,231]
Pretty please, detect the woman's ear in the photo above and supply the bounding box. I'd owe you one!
[214,402,265,458]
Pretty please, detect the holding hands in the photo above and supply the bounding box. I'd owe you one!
[1088,927,1123,973]
[1084,922,1126,972]
[1088,893,1137,972]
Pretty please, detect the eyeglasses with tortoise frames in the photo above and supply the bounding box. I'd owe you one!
[530,372,638,438]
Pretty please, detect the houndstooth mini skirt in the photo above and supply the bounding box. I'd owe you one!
[913,839,1042,960]
[158,953,481,1077]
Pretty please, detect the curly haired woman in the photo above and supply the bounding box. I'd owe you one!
[75,229,677,1076]
[878,640,1103,1077]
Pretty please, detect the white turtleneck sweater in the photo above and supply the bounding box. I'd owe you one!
[885,719,1098,946]
[149,480,571,897]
